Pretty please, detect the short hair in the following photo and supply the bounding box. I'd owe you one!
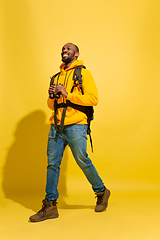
[74,44,79,53]
[66,42,79,53]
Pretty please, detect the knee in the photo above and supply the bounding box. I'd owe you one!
[47,162,60,171]
[76,157,92,169]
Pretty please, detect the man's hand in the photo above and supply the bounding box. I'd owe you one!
[56,85,68,98]
[48,85,68,98]
[48,85,55,95]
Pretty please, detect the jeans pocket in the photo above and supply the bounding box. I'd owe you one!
[74,124,87,140]
[82,125,87,139]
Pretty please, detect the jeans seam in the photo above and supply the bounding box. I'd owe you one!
[53,138,64,199]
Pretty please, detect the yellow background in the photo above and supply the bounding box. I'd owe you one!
[0,0,160,239]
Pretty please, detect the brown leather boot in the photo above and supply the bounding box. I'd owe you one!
[95,187,111,212]
[29,199,59,222]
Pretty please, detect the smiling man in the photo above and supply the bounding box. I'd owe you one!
[29,43,111,222]
[61,43,79,66]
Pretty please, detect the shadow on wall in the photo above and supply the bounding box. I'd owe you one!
[2,109,94,211]
[2,110,68,211]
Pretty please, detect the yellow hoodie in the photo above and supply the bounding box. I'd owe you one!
[47,60,98,125]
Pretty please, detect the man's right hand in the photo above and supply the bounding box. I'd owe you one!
[48,85,55,95]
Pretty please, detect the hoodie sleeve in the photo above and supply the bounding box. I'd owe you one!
[67,69,98,106]
[47,98,55,110]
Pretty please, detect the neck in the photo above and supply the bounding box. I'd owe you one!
[64,58,77,70]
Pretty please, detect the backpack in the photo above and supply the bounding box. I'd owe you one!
[50,65,94,152]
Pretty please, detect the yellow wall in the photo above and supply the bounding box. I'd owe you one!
[0,0,160,206]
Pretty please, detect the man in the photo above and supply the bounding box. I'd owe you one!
[29,43,110,222]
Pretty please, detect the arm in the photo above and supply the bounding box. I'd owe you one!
[67,69,98,106]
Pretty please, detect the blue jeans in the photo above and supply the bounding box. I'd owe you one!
[45,124,104,201]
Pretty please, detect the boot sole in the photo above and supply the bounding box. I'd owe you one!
[29,213,59,222]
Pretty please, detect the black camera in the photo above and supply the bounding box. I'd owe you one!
[49,84,63,99]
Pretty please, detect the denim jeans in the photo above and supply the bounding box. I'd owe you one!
[45,124,104,201]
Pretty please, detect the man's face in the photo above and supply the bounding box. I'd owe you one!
[61,43,78,64]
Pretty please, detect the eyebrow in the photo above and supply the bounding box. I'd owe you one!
[62,44,74,50]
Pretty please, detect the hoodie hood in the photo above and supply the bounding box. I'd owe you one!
[59,60,84,72]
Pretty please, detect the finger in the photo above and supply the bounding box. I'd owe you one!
[49,85,55,90]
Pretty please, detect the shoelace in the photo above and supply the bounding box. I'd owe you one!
[95,194,104,205]
[38,204,48,214]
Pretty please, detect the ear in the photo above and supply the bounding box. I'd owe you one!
[75,52,79,59]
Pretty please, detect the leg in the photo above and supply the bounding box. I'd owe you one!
[45,125,67,201]
[29,125,64,222]
[64,124,104,193]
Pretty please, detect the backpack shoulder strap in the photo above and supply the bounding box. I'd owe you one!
[50,72,60,86]
[71,65,86,94]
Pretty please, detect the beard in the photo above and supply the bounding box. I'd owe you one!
[61,52,75,64]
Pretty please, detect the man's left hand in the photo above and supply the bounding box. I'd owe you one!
[55,85,68,98]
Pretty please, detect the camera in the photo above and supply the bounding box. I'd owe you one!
[49,84,63,99]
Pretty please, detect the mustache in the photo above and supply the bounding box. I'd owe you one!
[62,52,69,56]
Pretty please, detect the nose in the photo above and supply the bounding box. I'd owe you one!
[62,49,66,55]
[62,47,67,52]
